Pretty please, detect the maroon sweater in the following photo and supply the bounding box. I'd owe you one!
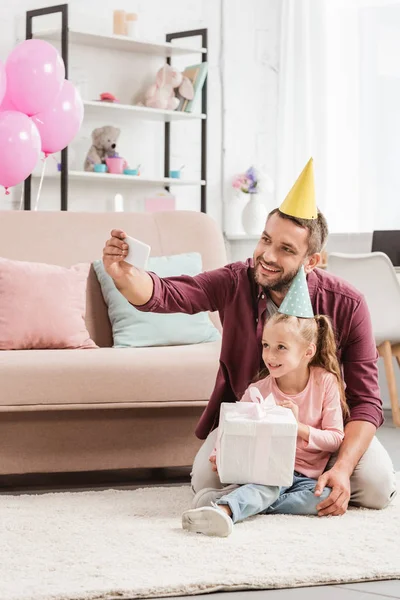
[136,260,383,439]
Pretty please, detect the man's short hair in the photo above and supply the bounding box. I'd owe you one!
[268,208,328,255]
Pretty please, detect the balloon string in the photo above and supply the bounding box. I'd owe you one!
[5,188,10,196]
[34,157,47,211]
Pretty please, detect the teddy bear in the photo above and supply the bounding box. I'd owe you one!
[144,64,194,111]
[84,125,121,172]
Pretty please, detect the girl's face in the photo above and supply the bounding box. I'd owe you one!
[262,319,315,378]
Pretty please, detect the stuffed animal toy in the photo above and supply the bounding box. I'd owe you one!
[144,64,194,110]
[84,125,121,171]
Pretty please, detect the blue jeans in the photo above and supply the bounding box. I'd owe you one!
[217,471,331,523]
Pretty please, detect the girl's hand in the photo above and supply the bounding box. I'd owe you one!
[279,400,299,422]
[209,454,218,473]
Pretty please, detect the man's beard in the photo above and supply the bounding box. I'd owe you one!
[254,261,300,293]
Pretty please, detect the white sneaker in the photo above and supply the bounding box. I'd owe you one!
[182,504,233,537]
[191,484,239,509]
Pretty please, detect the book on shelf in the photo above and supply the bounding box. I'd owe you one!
[179,64,200,112]
[179,61,208,113]
[175,89,187,112]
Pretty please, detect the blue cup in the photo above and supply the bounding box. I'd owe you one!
[169,169,181,179]
[124,168,139,176]
[94,163,107,173]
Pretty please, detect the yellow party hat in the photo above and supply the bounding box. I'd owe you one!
[279,158,317,220]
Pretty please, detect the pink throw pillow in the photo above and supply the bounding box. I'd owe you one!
[0,258,97,350]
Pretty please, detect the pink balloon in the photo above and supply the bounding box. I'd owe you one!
[0,60,6,106]
[0,91,17,113]
[0,111,41,191]
[6,39,65,117]
[32,80,84,155]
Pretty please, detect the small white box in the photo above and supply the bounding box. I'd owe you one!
[216,391,298,487]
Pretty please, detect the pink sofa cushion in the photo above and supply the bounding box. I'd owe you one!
[0,258,97,350]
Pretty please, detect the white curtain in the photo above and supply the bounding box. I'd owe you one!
[275,0,400,233]
[275,0,328,223]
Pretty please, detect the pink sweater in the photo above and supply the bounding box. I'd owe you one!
[213,366,344,480]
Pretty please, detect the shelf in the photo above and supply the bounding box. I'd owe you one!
[224,234,261,241]
[83,101,206,122]
[33,29,207,56]
[33,171,206,186]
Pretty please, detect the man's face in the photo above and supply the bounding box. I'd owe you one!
[253,213,319,292]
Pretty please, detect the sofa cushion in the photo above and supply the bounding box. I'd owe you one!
[0,341,221,408]
[85,263,113,348]
[0,258,96,350]
[93,253,221,347]
[0,211,227,347]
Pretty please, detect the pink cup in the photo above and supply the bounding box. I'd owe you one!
[105,157,127,174]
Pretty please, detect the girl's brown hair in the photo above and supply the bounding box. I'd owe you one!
[257,312,349,418]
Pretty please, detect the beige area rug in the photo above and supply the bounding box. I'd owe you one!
[1,474,399,600]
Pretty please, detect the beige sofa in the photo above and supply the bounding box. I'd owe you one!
[0,210,226,476]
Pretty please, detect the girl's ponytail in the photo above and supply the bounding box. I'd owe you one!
[312,315,349,418]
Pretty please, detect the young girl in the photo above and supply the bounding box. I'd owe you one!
[182,296,349,537]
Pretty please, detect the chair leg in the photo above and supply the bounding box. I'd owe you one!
[393,343,400,369]
[394,345,400,401]
[378,341,400,427]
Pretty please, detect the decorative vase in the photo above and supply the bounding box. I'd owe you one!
[224,190,246,236]
[241,193,268,236]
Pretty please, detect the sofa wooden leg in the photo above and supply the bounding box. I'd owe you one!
[378,341,400,428]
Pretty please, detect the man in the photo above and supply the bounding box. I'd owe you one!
[102,159,396,516]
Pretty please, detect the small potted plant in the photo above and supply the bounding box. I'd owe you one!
[230,166,274,236]
[232,166,259,195]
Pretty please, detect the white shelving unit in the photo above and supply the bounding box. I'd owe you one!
[25,5,208,211]
[225,234,261,263]
[34,29,206,57]
[83,100,206,122]
[32,171,206,187]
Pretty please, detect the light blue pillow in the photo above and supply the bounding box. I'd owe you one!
[93,253,221,348]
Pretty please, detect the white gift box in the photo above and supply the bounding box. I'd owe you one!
[216,389,298,486]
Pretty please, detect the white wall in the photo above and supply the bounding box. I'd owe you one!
[359,2,400,230]
[222,0,281,225]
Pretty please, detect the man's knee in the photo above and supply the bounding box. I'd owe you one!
[191,462,221,494]
[350,437,397,509]
[351,470,396,509]
[190,429,222,494]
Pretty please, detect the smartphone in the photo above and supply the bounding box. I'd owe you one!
[123,236,151,270]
